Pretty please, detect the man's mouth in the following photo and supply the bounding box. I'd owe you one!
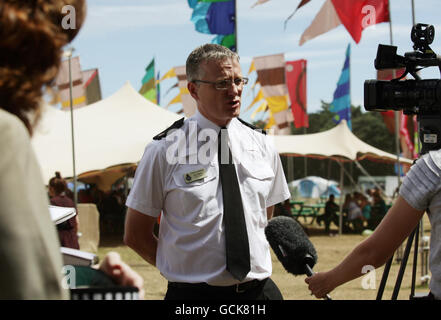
[229,100,240,108]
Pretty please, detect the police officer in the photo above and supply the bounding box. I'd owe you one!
[124,44,290,300]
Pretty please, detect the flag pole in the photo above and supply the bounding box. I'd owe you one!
[64,47,78,208]
[234,0,238,52]
[387,1,402,190]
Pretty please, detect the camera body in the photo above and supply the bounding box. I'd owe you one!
[364,24,441,155]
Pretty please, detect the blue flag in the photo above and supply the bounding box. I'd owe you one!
[187,0,236,52]
[330,44,351,130]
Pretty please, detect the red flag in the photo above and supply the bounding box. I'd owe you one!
[331,0,390,43]
[286,59,308,128]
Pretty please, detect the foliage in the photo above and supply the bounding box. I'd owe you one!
[255,102,400,186]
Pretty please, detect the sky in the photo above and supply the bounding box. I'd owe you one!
[69,0,441,124]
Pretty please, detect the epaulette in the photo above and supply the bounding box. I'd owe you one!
[153,117,185,140]
[237,117,266,135]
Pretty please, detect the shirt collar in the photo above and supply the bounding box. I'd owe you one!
[192,109,236,133]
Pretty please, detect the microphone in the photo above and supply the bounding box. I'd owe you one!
[265,216,331,300]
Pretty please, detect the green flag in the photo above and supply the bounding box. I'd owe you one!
[139,58,157,104]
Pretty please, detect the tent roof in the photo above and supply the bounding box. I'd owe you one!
[272,120,413,165]
[32,82,181,184]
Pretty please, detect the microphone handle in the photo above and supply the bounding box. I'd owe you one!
[305,265,332,301]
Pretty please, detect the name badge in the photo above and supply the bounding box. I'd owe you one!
[184,168,207,184]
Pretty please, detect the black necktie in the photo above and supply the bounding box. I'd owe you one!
[218,127,250,281]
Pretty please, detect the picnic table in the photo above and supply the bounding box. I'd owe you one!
[289,201,325,224]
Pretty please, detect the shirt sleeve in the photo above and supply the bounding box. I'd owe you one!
[265,136,291,207]
[126,141,165,217]
[399,151,441,211]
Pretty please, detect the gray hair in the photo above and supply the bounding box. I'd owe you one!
[186,44,239,82]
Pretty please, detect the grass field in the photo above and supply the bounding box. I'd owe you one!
[97,214,431,300]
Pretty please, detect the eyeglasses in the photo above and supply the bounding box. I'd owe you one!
[192,77,249,90]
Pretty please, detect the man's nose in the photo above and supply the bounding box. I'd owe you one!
[227,81,241,95]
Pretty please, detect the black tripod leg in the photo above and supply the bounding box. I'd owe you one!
[391,228,416,300]
[376,256,393,300]
[410,222,420,299]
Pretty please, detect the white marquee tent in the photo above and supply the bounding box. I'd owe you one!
[32,82,181,185]
[272,120,413,234]
[272,120,413,165]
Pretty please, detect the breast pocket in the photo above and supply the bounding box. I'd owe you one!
[170,164,219,222]
[238,160,275,212]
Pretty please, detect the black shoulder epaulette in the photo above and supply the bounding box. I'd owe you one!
[153,117,185,140]
[237,118,266,135]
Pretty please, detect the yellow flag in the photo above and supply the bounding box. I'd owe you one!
[247,60,256,75]
[245,88,264,112]
[266,95,289,113]
[251,101,268,119]
[166,93,181,107]
[160,68,176,81]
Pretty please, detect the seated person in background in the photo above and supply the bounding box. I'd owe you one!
[343,194,365,233]
[354,191,372,227]
[49,172,80,249]
[370,189,387,230]
[317,194,339,234]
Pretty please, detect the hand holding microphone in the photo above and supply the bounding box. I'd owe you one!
[265,216,332,300]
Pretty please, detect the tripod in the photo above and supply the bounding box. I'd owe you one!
[376,215,431,300]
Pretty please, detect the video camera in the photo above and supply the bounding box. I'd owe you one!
[364,23,441,154]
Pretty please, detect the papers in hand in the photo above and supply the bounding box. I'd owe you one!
[61,247,98,267]
[49,205,76,225]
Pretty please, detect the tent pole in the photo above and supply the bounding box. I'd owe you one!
[66,48,78,208]
[338,160,344,235]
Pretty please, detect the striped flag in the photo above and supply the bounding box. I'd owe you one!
[252,53,292,134]
[139,58,157,104]
[165,66,197,117]
[330,44,351,129]
[55,56,86,109]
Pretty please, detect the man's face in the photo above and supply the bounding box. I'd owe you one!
[188,58,243,127]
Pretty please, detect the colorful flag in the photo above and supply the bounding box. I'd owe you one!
[156,71,161,106]
[284,0,312,29]
[82,68,102,105]
[251,53,292,134]
[330,44,351,130]
[55,56,86,109]
[251,0,270,8]
[299,0,389,46]
[139,58,157,104]
[285,59,308,128]
[166,66,197,117]
[187,0,236,51]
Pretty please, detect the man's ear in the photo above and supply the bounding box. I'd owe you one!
[188,81,199,101]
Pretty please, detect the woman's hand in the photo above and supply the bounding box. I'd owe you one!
[305,271,335,299]
[98,252,145,299]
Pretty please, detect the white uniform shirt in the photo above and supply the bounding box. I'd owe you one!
[126,110,290,285]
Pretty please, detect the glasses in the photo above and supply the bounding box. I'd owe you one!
[192,77,249,90]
